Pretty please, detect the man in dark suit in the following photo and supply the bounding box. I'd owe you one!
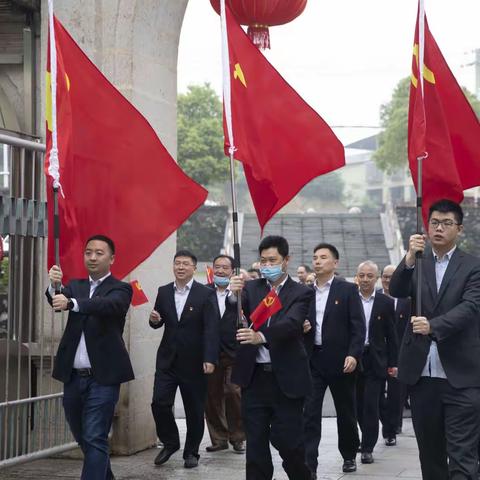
[303,243,365,477]
[204,254,245,453]
[149,250,218,469]
[355,261,398,464]
[390,199,480,480]
[230,235,314,480]
[379,264,411,446]
[46,234,134,480]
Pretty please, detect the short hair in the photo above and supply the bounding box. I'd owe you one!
[313,242,339,260]
[85,234,115,255]
[258,235,289,258]
[213,254,235,269]
[298,264,312,273]
[357,260,379,274]
[174,250,197,265]
[429,199,463,225]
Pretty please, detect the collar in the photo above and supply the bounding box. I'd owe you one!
[89,272,111,285]
[432,245,457,263]
[359,289,376,302]
[174,278,194,292]
[216,286,230,296]
[314,274,335,292]
[268,274,289,292]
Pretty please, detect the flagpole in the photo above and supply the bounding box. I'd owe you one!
[415,0,426,317]
[48,0,62,300]
[220,0,244,328]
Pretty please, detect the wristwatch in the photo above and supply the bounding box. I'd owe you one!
[67,299,74,310]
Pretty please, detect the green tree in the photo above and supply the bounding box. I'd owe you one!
[177,83,229,186]
[373,77,480,174]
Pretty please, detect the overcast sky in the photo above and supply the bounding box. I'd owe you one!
[178,0,479,131]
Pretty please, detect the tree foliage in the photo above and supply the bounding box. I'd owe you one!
[373,77,480,174]
[177,83,229,186]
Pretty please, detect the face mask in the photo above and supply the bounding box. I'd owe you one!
[260,264,284,282]
[213,275,230,287]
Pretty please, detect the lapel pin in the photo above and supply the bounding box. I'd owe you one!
[189,306,194,311]
[335,300,339,305]
[377,315,381,320]
[400,314,403,318]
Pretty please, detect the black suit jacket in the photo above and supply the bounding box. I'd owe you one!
[362,292,398,378]
[390,248,480,388]
[394,297,411,350]
[150,280,219,379]
[46,276,134,385]
[206,284,238,357]
[305,278,366,376]
[232,277,314,399]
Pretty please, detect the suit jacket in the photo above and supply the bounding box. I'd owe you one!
[150,280,219,379]
[46,276,134,385]
[362,292,398,378]
[390,248,480,388]
[394,297,411,351]
[232,276,314,399]
[305,278,366,376]
[206,283,238,358]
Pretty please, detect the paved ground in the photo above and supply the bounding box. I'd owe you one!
[2,418,421,479]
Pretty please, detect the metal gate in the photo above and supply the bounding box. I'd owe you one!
[0,129,76,468]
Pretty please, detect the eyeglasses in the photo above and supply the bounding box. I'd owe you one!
[429,219,459,228]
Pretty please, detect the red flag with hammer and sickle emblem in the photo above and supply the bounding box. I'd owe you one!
[250,289,282,331]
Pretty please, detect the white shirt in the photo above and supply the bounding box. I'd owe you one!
[313,276,335,345]
[216,287,230,318]
[421,246,456,379]
[174,278,194,320]
[74,272,111,369]
[256,275,289,364]
[359,290,376,345]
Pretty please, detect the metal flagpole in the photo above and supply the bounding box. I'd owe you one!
[415,0,426,316]
[220,0,244,328]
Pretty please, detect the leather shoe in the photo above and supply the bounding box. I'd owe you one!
[206,442,228,452]
[154,446,179,466]
[184,454,199,468]
[385,437,396,446]
[361,452,374,464]
[342,459,357,472]
[232,441,245,453]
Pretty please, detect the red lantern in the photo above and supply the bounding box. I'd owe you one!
[210,0,307,49]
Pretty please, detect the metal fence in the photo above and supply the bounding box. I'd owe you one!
[0,129,76,468]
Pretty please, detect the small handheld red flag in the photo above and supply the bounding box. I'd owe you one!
[250,290,282,331]
[206,266,214,284]
[130,280,149,307]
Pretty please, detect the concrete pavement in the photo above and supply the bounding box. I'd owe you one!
[1,418,421,479]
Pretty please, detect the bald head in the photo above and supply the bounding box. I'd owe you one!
[357,261,379,297]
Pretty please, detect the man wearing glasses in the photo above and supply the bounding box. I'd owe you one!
[149,250,218,469]
[390,199,480,480]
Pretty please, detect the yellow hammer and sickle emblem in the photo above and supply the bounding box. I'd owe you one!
[264,297,275,308]
[45,71,71,132]
[233,63,247,88]
[411,44,436,88]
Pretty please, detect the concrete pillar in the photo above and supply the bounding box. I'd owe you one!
[39,0,189,454]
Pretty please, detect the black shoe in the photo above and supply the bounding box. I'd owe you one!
[342,459,357,472]
[184,454,199,468]
[232,441,245,453]
[154,446,179,466]
[206,442,229,452]
[361,452,374,464]
[385,437,397,446]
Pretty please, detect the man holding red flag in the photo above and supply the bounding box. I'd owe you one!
[230,235,314,480]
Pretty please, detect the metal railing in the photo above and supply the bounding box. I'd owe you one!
[0,129,76,468]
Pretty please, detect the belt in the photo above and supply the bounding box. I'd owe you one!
[256,363,272,372]
[73,368,93,377]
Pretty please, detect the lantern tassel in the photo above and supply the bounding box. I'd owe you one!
[247,25,270,49]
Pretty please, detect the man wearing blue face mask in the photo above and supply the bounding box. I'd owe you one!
[230,235,314,480]
[204,255,246,454]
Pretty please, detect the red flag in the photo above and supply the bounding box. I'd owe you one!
[250,289,282,331]
[130,280,149,307]
[224,6,344,230]
[206,265,214,284]
[408,8,480,224]
[45,16,207,281]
